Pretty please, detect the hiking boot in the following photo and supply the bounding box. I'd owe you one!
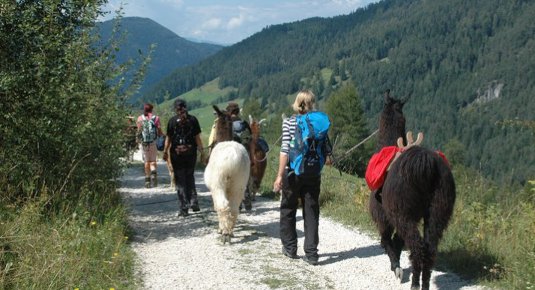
[177,209,189,217]
[243,195,252,211]
[303,255,319,265]
[190,203,200,212]
[144,177,151,188]
[150,171,158,187]
[282,247,298,259]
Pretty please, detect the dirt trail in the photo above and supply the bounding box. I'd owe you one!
[118,160,485,290]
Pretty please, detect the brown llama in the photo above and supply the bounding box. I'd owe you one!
[369,90,456,290]
[248,115,267,199]
[204,105,250,244]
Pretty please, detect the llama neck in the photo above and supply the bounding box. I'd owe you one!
[378,116,406,149]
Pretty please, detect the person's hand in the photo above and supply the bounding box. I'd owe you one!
[273,175,283,193]
[162,151,168,161]
[325,155,333,166]
[200,150,208,165]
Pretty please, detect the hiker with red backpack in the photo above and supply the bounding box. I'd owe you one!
[273,90,332,266]
[137,103,164,188]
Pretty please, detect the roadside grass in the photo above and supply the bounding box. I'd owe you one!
[0,188,137,289]
[258,144,535,289]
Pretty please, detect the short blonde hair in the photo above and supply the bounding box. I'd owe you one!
[292,90,316,113]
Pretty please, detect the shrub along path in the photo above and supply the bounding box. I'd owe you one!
[118,160,484,290]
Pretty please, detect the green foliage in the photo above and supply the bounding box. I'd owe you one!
[145,0,535,184]
[0,193,137,289]
[325,83,373,175]
[444,138,466,166]
[439,166,535,289]
[0,0,130,203]
[0,1,140,288]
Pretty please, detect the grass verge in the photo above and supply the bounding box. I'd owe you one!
[0,190,137,289]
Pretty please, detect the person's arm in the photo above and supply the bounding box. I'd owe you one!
[195,133,203,150]
[156,116,164,136]
[273,153,288,193]
[273,117,292,192]
[163,119,172,161]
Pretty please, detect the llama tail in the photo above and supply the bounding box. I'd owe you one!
[398,147,456,233]
[427,158,456,245]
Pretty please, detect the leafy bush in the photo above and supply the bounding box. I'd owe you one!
[0,1,144,288]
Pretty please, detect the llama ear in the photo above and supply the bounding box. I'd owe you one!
[258,119,266,126]
[249,115,253,124]
[213,105,223,117]
[401,93,411,107]
[384,89,393,105]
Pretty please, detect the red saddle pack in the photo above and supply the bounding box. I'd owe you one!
[365,147,450,191]
[365,146,400,191]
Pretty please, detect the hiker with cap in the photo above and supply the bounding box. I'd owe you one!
[163,99,205,217]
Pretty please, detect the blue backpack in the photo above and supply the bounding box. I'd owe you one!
[289,111,331,177]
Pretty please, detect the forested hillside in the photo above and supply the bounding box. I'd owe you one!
[97,17,223,103]
[144,0,535,184]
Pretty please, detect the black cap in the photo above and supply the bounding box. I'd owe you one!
[174,99,187,109]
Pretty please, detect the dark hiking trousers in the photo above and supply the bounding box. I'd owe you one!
[171,152,198,212]
[280,171,321,258]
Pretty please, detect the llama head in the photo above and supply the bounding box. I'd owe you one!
[383,89,407,119]
[379,89,409,148]
[212,105,233,143]
[248,115,266,139]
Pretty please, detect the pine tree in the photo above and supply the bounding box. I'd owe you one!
[325,83,371,175]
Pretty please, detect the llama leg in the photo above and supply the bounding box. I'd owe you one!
[216,209,225,234]
[370,197,402,279]
[228,206,239,236]
[400,223,425,290]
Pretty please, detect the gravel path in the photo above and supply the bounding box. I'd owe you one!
[118,159,486,290]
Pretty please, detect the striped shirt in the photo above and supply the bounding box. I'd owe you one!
[280,115,297,155]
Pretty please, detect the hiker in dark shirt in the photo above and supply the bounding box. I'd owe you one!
[163,99,205,217]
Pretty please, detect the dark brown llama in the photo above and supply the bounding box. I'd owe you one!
[248,115,267,199]
[369,90,456,290]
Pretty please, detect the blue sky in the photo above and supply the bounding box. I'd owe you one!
[101,0,379,45]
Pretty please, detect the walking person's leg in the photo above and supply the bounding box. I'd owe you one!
[171,155,189,217]
[186,168,200,212]
[280,172,300,258]
[301,177,321,265]
[143,143,158,187]
[142,144,152,188]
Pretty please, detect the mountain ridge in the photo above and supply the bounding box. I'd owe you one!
[96,17,223,102]
[141,0,535,184]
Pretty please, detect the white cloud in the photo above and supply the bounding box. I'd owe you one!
[202,18,223,30]
[101,0,379,44]
[227,14,245,29]
[160,0,184,6]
